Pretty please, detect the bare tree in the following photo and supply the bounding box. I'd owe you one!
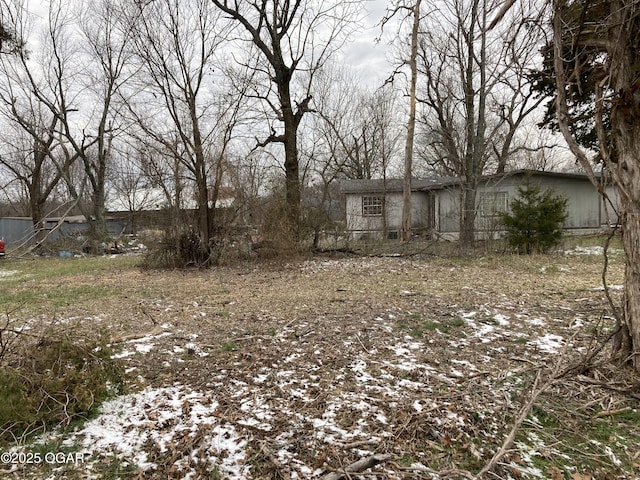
[71,0,135,242]
[303,63,401,245]
[211,0,362,243]
[0,0,132,245]
[380,1,424,242]
[314,64,401,181]
[124,0,244,262]
[106,142,162,235]
[0,115,64,243]
[402,0,421,242]
[0,0,79,243]
[415,0,546,248]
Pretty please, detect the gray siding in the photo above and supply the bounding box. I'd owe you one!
[343,171,612,241]
[0,217,131,247]
[346,191,433,239]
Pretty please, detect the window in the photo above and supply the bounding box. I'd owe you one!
[362,196,383,216]
[479,192,507,217]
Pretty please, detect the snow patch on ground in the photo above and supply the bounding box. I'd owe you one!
[18,276,610,480]
[63,385,249,478]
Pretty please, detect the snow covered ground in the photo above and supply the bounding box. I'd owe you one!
[24,309,616,478]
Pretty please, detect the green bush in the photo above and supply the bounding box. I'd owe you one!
[500,181,568,254]
[0,334,124,444]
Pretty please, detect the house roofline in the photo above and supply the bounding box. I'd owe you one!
[339,177,457,194]
[340,170,600,194]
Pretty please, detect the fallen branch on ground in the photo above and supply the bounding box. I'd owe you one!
[109,325,167,344]
[321,453,393,480]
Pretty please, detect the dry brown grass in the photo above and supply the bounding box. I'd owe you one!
[2,246,639,479]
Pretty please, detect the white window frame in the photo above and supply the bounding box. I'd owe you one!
[362,196,383,216]
[479,192,507,217]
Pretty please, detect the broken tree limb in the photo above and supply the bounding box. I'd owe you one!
[109,325,166,344]
[321,453,393,480]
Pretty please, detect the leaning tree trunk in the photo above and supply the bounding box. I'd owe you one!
[607,0,640,368]
[610,93,640,367]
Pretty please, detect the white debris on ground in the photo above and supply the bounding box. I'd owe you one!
[31,300,597,479]
[564,245,624,256]
[6,256,633,479]
[62,386,249,479]
[0,269,18,279]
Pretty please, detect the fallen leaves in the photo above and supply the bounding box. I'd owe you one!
[5,253,640,479]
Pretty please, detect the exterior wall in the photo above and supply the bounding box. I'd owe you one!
[0,218,36,247]
[436,175,606,240]
[345,191,432,240]
[531,176,600,230]
[436,188,461,234]
[0,217,131,247]
[344,173,611,241]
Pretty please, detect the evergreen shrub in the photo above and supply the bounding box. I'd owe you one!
[500,181,568,254]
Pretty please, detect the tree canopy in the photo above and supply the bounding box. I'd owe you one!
[531,0,613,157]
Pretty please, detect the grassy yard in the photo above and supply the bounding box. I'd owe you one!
[0,241,638,479]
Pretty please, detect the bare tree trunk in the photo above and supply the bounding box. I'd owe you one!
[281,84,302,243]
[607,0,640,368]
[551,0,640,368]
[617,196,640,364]
[192,119,210,248]
[402,0,421,243]
[460,182,477,248]
[610,94,640,366]
[458,0,483,250]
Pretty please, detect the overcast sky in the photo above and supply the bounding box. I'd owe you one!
[24,0,396,87]
[341,0,397,86]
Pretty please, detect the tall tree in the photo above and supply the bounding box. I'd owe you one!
[0,0,80,242]
[74,0,133,241]
[381,0,426,241]
[545,0,640,368]
[416,0,546,248]
[401,0,421,242]
[1,0,132,243]
[211,0,361,243]
[124,0,242,260]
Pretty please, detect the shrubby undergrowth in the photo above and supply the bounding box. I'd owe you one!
[0,327,124,444]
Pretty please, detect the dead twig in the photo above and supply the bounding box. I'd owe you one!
[474,369,548,479]
[321,453,393,480]
[475,328,587,479]
[139,304,158,326]
[356,334,370,354]
[109,326,167,344]
[594,406,632,418]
